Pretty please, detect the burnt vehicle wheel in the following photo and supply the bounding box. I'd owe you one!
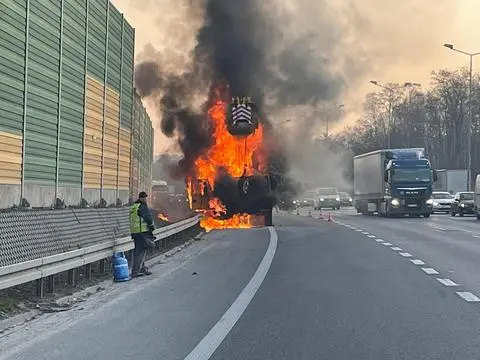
[226,97,259,136]
[423,213,431,218]
[459,209,464,217]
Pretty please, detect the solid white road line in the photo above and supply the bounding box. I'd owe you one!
[184,227,278,360]
[391,247,402,251]
[410,259,426,265]
[382,242,393,246]
[437,278,459,287]
[421,267,439,275]
[399,252,412,257]
[456,292,480,302]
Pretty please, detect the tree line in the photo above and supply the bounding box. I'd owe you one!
[334,67,480,183]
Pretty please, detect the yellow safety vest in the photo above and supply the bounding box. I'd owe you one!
[130,203,148,234]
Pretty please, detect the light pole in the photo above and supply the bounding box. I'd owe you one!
[404,82,422,147]
[324,104,344,138]
[443,44,480,191]
[369,81,419,148]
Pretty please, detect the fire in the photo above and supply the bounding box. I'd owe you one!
[200,214,257,232]
[186,85,267,231]
[194,95,264,189]
[157,212,169,222]
[209,197,227,215]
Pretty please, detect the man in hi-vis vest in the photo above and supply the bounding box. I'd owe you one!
[130,191,154,277]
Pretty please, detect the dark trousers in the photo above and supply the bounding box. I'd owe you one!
[131,233,148,275]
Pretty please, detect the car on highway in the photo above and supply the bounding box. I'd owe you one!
[314,187,341,210]
[431,191,454,214]
[294,190,316,208]
[338,192,353,207]
[450,191,475,217]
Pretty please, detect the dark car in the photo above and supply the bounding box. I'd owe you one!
[314,187,340,210]
[338,192,353,207]
[451,191,475,217]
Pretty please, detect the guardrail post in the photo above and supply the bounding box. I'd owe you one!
[85,263,92,280]
[36,278,44,298]
[67,269,76,287]
[47,275,55,293]
[98,259,106,275]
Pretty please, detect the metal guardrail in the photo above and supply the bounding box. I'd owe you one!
[0,215,201,291]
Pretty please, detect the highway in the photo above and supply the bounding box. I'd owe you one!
[3,210,480,359]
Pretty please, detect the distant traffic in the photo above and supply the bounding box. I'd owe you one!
[293,147,480,220]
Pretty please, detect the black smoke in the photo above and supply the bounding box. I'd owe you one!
[134,0,345,209]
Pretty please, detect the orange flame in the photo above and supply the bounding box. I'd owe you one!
[195,96,264,189]
[209,197,227,215]
[200,214,258,232]
[187,87,267,230]
[157,212,169,222]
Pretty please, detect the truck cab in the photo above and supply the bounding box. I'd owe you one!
[383,156,436,217]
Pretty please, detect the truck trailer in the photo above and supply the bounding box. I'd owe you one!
[353,148,437,217]
[433,169,468,193]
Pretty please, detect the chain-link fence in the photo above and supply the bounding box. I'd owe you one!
[0,208,130,267]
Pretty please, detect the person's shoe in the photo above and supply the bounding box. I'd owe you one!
[131,272,144,278]
[140,267,152,276]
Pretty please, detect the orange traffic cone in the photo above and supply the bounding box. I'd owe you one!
[308,210,312,217]
[296,208,300,215]
[327,212,332,222]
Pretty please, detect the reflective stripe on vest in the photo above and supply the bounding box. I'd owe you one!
[130,203,148,233]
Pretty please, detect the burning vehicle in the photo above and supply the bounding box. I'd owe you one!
[187,94,276,230]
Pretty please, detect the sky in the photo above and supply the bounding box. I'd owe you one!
[111,0,480,154]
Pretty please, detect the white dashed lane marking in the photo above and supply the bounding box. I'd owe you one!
[411,259,426,265]
[422,268,440,275]
[456,292,480,302]
[337,221,480,304]
[437,278,459,287]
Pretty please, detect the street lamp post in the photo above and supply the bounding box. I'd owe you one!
[443,44,480,191]
[324,104,344,138]
[404,82,422,147]
[369,81,420,148]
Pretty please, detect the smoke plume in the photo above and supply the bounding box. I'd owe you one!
[128,0,458,202]
[133,0,349,204]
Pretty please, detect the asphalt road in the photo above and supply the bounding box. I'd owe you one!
[4,211,480,359]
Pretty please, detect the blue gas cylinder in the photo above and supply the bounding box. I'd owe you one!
[112,252,130,282]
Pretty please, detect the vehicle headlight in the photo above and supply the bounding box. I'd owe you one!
[320,198,324,201]
[433,201,439,206]
[336,197,340,201]
[349,198,352,202]
[426,199,434,205]
[461,203,465,207]
[391,198,400,207]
